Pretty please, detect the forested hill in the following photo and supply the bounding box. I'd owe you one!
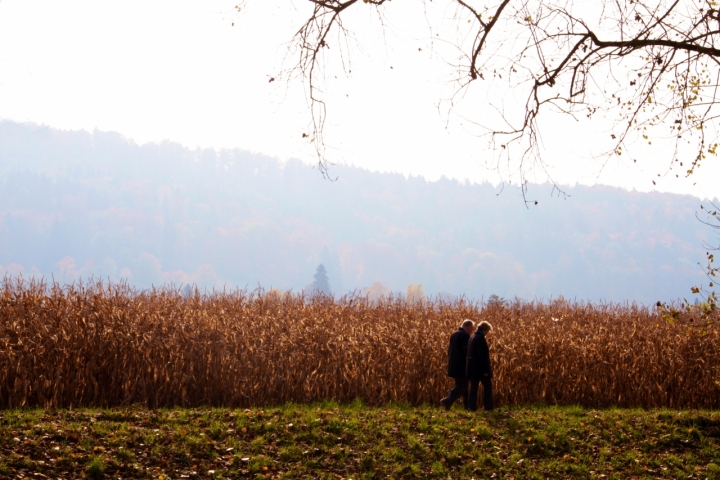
[0,123,713,303]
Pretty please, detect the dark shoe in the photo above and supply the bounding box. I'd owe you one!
[440,398,451,411]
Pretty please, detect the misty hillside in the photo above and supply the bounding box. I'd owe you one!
[0,123,713,303]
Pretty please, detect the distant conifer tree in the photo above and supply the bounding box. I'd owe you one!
[312,264,331,295]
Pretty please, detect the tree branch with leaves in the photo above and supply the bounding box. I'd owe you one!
[273,0,720,185]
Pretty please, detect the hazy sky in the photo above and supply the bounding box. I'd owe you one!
[1,0,718,199]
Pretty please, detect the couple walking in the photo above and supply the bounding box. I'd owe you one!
[441,319,493,411]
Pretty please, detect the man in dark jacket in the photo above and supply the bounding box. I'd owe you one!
[466,321,493,411]
[440,319,475,410]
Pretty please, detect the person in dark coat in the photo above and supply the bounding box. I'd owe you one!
[466,321,493,411]
[440,319,475,410]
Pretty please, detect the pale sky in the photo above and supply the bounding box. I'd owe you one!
[0,0,718,199]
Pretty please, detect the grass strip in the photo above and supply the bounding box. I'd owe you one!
[0,402,718,479]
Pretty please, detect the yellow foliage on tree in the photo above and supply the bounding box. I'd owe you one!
[406,283,425,306]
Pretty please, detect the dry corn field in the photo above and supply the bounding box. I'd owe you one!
[1,278,719,410]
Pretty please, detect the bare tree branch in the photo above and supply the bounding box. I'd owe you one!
[274,0,720,190]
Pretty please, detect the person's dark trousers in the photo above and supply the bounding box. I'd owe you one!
[442,377,468,408]
[468,377,494,411]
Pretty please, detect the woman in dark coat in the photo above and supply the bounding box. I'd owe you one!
[466,321,493,411]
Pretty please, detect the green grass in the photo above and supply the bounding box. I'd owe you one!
[0,402,718,479]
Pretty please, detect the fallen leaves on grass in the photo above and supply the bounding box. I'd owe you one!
[0,404,718,479]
